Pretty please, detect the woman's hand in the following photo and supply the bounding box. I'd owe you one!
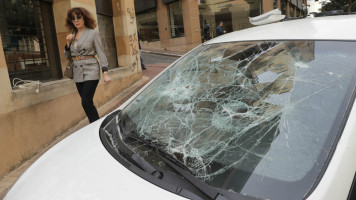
[66,34,74,47]
[103,72,111,85]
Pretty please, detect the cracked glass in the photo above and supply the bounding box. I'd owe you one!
[103,40,356,200]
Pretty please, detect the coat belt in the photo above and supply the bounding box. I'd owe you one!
[72,55,95,61]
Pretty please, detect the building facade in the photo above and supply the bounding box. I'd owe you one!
[0,0,142,179]
[135,0,307,52]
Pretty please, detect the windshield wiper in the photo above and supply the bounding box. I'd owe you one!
[125,133,259,200]
[125,134,195,173]
[115,136,163,179]
[159,155,229,200]
[100,112,163,179]
[125,134,230,200]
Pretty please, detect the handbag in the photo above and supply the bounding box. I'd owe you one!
[63,33,75,79]
[64,59,74,79]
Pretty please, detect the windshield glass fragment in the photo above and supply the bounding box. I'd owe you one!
[103,41,356,200]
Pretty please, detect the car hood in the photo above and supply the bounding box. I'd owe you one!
[5,119,185,200]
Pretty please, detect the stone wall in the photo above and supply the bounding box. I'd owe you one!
[0,0,142,179]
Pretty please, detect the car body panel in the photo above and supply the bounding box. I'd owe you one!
[307,101,356,200]
[5,121,185,200]
[207,15,356,44]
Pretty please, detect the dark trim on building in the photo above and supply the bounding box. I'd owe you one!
[135,0,157,14]
[289,0,303,10]
[95,0,113,17]
[40,1,62,79]
[162,0,180,4]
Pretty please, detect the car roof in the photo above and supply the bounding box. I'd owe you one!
[206,15,356,44]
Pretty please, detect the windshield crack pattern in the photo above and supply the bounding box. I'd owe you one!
[112,41,356,200]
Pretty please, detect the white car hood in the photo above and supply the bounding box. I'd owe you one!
[5,119,185,200]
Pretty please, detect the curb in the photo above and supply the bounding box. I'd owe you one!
[141,50,184,58]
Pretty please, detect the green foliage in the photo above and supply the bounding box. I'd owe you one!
[322,0,356,13]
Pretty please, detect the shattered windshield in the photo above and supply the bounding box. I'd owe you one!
[104,41,356,200]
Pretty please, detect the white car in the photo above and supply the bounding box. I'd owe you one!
[5,14,356,200]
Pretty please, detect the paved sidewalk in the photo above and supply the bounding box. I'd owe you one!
[0,60,174,199]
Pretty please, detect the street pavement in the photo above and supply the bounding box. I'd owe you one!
[0,50,182,199]
[142,50,180,65]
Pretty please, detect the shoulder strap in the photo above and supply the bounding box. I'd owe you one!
[71,32,76,46]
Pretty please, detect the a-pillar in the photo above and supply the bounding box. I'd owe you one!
[112,0,141,71]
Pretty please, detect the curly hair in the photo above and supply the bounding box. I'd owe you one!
[65,7,97,32]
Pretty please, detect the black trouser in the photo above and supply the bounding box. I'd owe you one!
[75,80,99,123]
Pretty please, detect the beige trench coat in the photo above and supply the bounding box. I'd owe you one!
[64,27,108,83]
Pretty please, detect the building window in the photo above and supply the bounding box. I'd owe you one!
[0,0,61,86]
[280,0,287,15]
[199,0,262,39]
[136,11,160,42]
[97,14,118,69]
[168,0,184,38]
[95,0,118,69]
[135,0,159,42]
[290,5,295,17]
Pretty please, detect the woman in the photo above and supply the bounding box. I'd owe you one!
[64,7,111,123]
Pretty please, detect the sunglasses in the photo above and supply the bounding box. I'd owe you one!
[71,15,83,22]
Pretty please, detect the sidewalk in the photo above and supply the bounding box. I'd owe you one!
[0,51,178,199]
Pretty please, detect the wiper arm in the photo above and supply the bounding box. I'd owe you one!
[115,136,163,179]
[159,155,229,200]
[125,134,195,174]
[125,134,228,200]
[125,134,259,200]
[100,114,163,178]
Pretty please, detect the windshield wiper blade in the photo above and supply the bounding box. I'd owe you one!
[159,155,228,200]
[126,134,196,174]
[124,134,258,200]
[115,136,163,179]
[125,134,228,200]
